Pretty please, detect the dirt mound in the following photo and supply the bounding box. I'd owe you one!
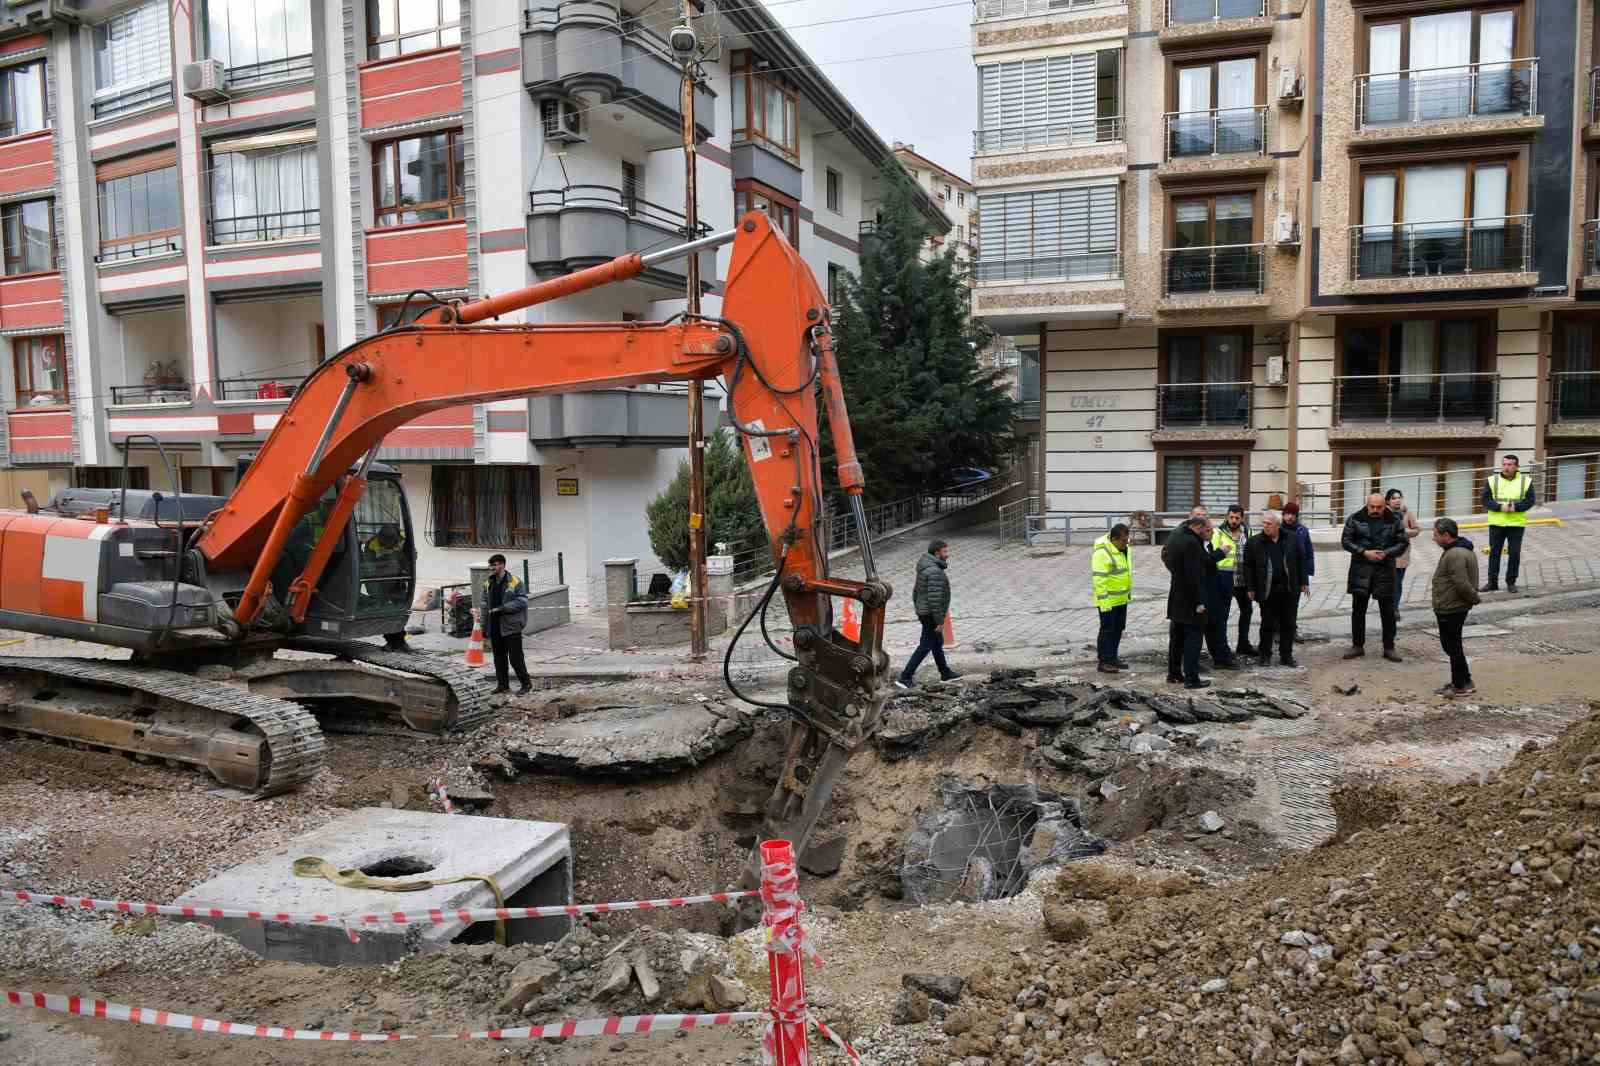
[935,711,1600,1065]
[1082,763,1256,841]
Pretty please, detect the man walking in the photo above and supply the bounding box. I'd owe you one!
[1243,510,1309,667]
[481,553,532,694]
[1481,454,1535,593]
[1212,504,1254,659]
[1282,502,1315,591]
[1165,515,1213,690]
[1341,492,1407,661]
[1431,517,1481,697]
[1092,523,1132,673]
[896,540,962,689]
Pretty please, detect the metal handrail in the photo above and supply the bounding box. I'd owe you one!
[225,54,313,88]
[1550,371,1600,424]
[1156,381,1251,429]
[1163,105,1267,159]
[529,184,710,238]
[974,253,1121,284]
[92,79,173,120]
[1331,371,1499,426]
[1354,58,1538,130]
[974,116,1122,153]
[1296,450,1600,527]
[110,383,193,406]
[1348,215,1532,279]
[95,236,182,264]
[216,374,305,402]
[208,208,320,246]
[974,0,1117,20]
[1166,0,1265,24]
[1161,243,1265,296]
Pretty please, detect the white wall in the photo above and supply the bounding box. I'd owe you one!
[212,295,322,385]
[116,307,189,390]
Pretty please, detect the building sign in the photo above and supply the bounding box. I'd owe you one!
[556,478,579,496]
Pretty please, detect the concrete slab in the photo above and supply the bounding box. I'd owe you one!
[176,808,571,966]
[504,702,752,776]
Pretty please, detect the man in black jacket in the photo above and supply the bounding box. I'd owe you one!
[1341,492,1407,661]
[1243,510,1310,667]
[1164,515,1213,690]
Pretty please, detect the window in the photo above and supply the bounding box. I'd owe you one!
[1165,190,1261,294]
[77,465,149,490]
[731,50,798,160]
[0,60,47,139]
[1359,6,1529,125]
[825,168,841,213]
[621,160,641,214]
[976,49,1120,152]
[209,132,318,243]
[1160,331,1250,427]
[736,181,798,246]
[93,0,172,119]
[1168,53,1261,156]
[976,184,1119,282]
[1335,454,1484,519]
[204,0,313,84]
[1161,455,1243,512]
[1553,318,1600,422]
[943,183,952,199]
[373,129,465,226]
[827,263,844,307]
[367,0,460,59]
[956,225,965,242]
[1336,316,1495,423]
[1355,156,1524,276]
[429,465,540,549]
[96,150,181,261]
[957,191,965,207]
[12,335,67,407]
[2,199,54,275]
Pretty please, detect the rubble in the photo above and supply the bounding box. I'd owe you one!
[500,702,752,776]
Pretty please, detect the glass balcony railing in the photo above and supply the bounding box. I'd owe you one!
[1551,372,1600,424]
[1164,106,1267,158]
[1333,372,1499,425]
[1348,216,1531,279]
[1157,382,1251,428]
[1166,0,1264,23]
[1354,59,1537,130]
[1161,244,1265,296]
[974,0,1117,19]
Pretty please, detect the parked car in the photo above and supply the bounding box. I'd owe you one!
[945,467,994,489]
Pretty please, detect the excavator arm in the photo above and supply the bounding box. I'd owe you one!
[194,212,891,857]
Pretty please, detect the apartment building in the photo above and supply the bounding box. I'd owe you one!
[893,142,977,265]
[0,0,942,608]
[971,0,1598,523]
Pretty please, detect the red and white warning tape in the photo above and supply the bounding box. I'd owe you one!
[2,990,861,1060]
[2,887,758,931]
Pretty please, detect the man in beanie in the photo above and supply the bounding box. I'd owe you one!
[1282,502,1315,592]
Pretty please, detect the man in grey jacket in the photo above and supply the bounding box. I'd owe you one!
[482,553,531,694]
[896,540,963,689]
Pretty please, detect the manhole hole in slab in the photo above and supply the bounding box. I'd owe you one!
[360,856,435,878]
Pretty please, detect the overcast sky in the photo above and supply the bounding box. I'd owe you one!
[763,0,975,180]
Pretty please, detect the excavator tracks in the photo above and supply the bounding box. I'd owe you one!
[0,656,325,796]
[275,638,497,734]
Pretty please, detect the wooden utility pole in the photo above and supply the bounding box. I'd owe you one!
[678,1,708,661]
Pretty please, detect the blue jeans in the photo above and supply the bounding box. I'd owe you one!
[901,617,952,682]
[1394,566,1406,611]
[1096,604,1126,663]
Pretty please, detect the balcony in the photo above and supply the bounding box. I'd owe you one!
[225,54,314,90]
[1551,372,1600,426]
[208,208,319,246]
[1348,217,1531,281]
[1166,0,1263,21]
[1161,244,1265,297]
[1591,68,1600,128]
[1164,106,1266,160]
[110,383,192,406]
[1156,382,1250,429]
[92,79,174,121]
[1584,220,1600,280]
[974,0,1119,20]
[96,235,182,265]
[1332,372,1499,426]
[528,388,720,448]
[974,252,1121,285]
[974,116,1122,154]
[218,375,301,402]
[1354,59,1537,133]
[522,1,715,147]
[528,185,713,293]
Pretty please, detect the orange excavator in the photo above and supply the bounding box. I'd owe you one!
[0,213,890,854]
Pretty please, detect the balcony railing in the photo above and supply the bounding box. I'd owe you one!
[974,252,1121,284]
[217,375,303,402]
[92,79,173,121]
[208,208,320,246]
[1157,382,1251,428]
[1333,372,1499,425]
[1017,398,1041,420]
[1591,67,1600,124]
[1586,219,1600,277]
[529,184,709,238]
[225,54,314,88]
[1551,372,1600,424]
[1161,243,1265,296]
[1164,106,1267,158]
[1166,0,1264,23]
[96,235,182,264]
[1354,59,1537,130]
[974,116,1122,153]
[110,383,192,406]
[974,0,1117,19]
[1348,216,1531,279]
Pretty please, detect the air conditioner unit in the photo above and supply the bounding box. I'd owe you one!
[540,98,584,144]
[1273,211,1300,245]
[1276,65,1302,103]
[181,59,230,103]
[1266,354,1288,386]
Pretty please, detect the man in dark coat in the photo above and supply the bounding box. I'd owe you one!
[1243,509,1310,667]
[896,540,962,689]
[1164,515,1213,690]
[1341,492,1407,661]
[481,553,531,693]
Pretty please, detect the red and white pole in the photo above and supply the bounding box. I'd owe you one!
[760,839,810,1066]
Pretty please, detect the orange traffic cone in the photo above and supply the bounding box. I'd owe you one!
[839,597,862,643]
[465,621,486,666]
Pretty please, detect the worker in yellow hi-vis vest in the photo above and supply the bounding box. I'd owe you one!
[1091,523,1132,673]
[1481,454,1536,593]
